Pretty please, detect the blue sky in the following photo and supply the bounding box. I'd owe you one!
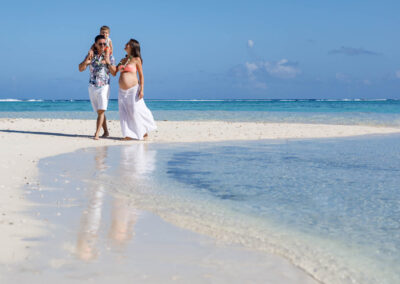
[1,0,400,99]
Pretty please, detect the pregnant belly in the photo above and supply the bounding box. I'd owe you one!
[119,73,138,90]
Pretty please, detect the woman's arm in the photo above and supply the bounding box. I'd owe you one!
[137,59,144,99]
[78,50,93,72]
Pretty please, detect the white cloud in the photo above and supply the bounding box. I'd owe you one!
[245,62,258,75]
[244,62,266,89]
[395,70,400,79]
[232,58,301,90]
[263,59,301,79]
[245,59,301,79]
[245,59,301,81]
[247,40,254,48]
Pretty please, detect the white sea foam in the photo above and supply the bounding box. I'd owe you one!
[0,99,22,102]
[0,99,44,102]
[151,99,226,102]
[314,98,393,102]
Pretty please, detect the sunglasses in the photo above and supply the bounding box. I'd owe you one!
[97,42,107,46]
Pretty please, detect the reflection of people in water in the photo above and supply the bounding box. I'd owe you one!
[76,146,108,261]
[119,143,156,183]
[76,184,105,260]
[76,144,156,260]
[108,198,137,245]
[108,144,156,246]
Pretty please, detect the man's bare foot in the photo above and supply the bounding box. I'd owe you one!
[101,131,109,138]
[143,133,148,139]
[121,137,133,141]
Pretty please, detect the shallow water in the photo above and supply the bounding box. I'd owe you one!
[11,135,400,283]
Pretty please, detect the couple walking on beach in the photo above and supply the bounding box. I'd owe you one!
[79,27,156,140]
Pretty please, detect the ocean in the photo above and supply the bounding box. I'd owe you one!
[1,99,400,126]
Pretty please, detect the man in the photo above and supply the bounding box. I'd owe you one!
[79,35,115,140]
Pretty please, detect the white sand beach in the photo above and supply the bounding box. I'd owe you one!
[1,118,399,283]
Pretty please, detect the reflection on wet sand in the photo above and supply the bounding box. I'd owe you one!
[76,184,105,260]
[119,143,157,182]
[76,146,107,261]
[109,144,156,246]
[76,144,156,260]
[108,198,137,246]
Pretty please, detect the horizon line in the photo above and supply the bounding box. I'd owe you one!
[1,98,399,102]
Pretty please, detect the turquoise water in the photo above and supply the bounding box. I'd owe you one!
[36,135,400,284]
[1,99,400,126]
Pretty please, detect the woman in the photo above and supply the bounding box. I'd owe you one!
[106,39,156,140]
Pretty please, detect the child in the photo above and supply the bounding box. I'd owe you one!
[100,25,113,55]
[91,26,113,55]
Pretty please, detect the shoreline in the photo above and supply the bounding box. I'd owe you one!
[1,118,399,282]
[2,118,400,142]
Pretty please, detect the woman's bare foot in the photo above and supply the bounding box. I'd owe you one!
[121,137,134,141]
[94,132,100,140]
[143,133,148,139]
[101,131,109,138]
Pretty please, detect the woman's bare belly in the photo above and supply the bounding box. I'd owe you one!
[119,72,138,90]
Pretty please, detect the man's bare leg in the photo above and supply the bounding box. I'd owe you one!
[94,110,105,140]
[101,115,109,137]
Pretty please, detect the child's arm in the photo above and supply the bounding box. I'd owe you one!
[109,39,113,54]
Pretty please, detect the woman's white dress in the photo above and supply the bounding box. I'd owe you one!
[118,85,157,139]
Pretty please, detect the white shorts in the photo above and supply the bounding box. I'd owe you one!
[88,84,110,112]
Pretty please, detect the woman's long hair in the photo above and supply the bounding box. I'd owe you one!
[128,39,143,64]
